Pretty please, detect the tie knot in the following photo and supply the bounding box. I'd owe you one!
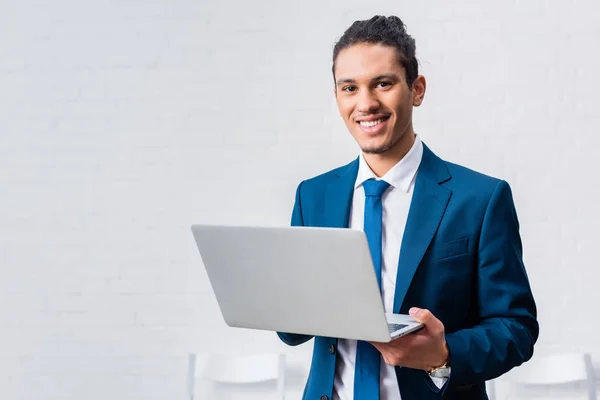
[363,178,390,198]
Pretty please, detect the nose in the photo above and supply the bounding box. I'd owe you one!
[356,90,380,114]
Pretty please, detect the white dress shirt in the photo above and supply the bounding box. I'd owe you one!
[332,135,444,400]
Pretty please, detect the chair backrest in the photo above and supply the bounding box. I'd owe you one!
[487,352,597,400]
[187,352,286,400]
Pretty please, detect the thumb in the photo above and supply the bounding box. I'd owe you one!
[409,307,434,325]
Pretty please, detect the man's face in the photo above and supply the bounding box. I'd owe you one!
[334,43,424,155]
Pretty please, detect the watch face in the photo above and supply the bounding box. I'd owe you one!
[431,367,451,379]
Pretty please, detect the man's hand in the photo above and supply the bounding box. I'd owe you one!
[369,307,449,371]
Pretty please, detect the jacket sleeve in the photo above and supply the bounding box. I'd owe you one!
[443,180,539,387]
[276,181,314,346]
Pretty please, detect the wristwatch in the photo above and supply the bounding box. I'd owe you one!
[428,360,451,379]
[428,350,451,379]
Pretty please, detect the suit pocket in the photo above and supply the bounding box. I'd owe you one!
[429,237,469,261]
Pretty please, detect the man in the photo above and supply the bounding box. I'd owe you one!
[277,15,538,400]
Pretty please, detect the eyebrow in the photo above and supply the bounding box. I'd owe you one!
[335,73,399,87]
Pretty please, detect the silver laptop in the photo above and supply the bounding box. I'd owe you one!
[191,224,423,342]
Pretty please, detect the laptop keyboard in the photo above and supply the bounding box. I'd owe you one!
[388,323,408,333]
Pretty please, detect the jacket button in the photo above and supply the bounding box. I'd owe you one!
[320,396,329,400]
[329,344,336,354]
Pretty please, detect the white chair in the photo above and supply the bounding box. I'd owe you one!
[487,352,597,400]
[187,352,286,400]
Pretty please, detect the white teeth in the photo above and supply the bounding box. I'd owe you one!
[359,119,384,127]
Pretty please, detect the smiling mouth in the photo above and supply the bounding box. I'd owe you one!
[356,116,390,134]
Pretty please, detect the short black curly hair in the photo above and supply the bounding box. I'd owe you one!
[332,15,418,87]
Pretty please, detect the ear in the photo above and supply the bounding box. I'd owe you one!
[412,75,427,107]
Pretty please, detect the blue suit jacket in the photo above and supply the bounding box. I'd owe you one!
[277,143,539,400]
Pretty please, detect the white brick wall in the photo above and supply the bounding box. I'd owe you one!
[1,0,599,398]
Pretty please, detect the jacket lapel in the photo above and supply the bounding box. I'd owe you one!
[393,143,452,313]
[324,158,359,228]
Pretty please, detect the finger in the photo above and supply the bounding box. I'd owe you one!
[389,334,409,344]
[383,355,396,365]
[369,343,393,364]
[410,307,444,335]
[409,307,436,325]
[368,341,391,354]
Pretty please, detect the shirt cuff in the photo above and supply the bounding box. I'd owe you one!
[429,368,451,389]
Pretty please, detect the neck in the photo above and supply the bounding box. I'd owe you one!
[363,130,416,177]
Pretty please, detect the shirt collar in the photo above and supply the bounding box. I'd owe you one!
[355,134,423,193]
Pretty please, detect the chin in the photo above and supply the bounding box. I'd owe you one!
[362,147,389,155]
[358,137,393,155]
[361,143,393,155]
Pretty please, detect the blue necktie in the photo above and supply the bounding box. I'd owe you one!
[354,178,391,400]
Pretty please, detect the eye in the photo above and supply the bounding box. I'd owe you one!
[342,85,357,92]
[377,81,392,88]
